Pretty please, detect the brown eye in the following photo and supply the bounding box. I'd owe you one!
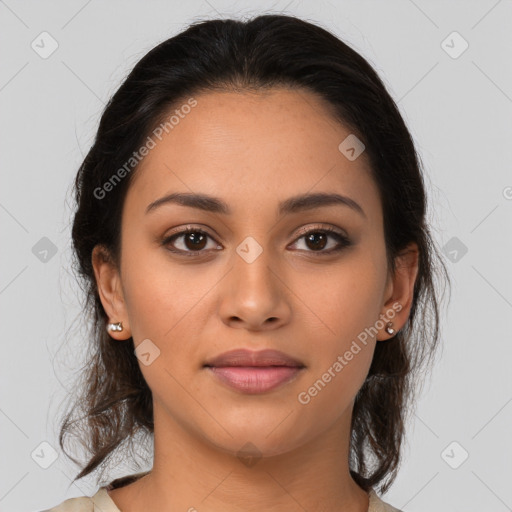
[162,225,351,258]
[163,228,220,255]
[291,226,352,254]
[181,231,208,251]
[304,231,328,251]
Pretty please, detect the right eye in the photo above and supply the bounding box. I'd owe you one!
[162,227,222,256]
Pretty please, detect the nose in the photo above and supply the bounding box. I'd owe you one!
[218,244,292,332]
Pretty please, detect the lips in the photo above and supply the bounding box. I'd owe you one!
[203,348,305,368]
[204,349,305,394]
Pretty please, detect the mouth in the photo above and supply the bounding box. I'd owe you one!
[203,348,306,394]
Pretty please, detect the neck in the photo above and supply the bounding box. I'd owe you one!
[122,401,369,512]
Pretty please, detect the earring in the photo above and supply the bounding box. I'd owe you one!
[385,322,395,335]
[107,322,123,333]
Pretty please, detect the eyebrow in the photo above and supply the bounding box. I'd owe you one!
[145,191,366,218]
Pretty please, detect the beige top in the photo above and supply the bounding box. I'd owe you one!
[43,487,402,511]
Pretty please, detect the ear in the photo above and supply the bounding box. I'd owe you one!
[377,242,419,341]
[91,244,132,340]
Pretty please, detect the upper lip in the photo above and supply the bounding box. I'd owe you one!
[204,349,305,368]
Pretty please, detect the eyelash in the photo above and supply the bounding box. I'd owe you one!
[161,225,352,257]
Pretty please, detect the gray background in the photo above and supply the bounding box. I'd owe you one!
[1,1,511,511]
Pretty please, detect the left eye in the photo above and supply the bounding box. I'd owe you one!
[291,227,351,253]
[162,226,351,256]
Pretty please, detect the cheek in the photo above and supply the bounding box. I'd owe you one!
[121,241,185,332]
[294,284,379,424]
[119,248,215,397]
[298,254,385,398]
[310,255,386,342]
[120,243,221,361]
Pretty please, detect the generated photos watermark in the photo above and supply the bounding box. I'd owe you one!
[93,97,198,200]
[297,301,403,405]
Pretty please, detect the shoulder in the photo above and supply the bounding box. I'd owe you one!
[41,471,150,512]
[368,489,404,512]
[41,488,118,512]
[41,495,94,512]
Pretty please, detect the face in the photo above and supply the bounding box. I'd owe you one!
[94,88,413,459]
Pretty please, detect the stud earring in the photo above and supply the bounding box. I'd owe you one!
[385,322,395,335]
[107,322,123,333]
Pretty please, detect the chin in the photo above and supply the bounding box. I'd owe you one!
[199,414,313,461]
[211,433,302,461]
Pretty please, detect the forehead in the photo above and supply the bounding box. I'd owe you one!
[124,88,381,222]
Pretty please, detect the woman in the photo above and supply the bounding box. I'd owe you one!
[44,13,448,512]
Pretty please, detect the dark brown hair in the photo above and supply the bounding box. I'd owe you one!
[59,13,450,494]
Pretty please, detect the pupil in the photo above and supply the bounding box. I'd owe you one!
[307,232,326,250]
[186,232,206,250]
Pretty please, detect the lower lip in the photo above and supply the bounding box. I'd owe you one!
[206,366,303,393]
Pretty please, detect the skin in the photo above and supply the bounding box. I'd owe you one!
[92,87,419,512]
